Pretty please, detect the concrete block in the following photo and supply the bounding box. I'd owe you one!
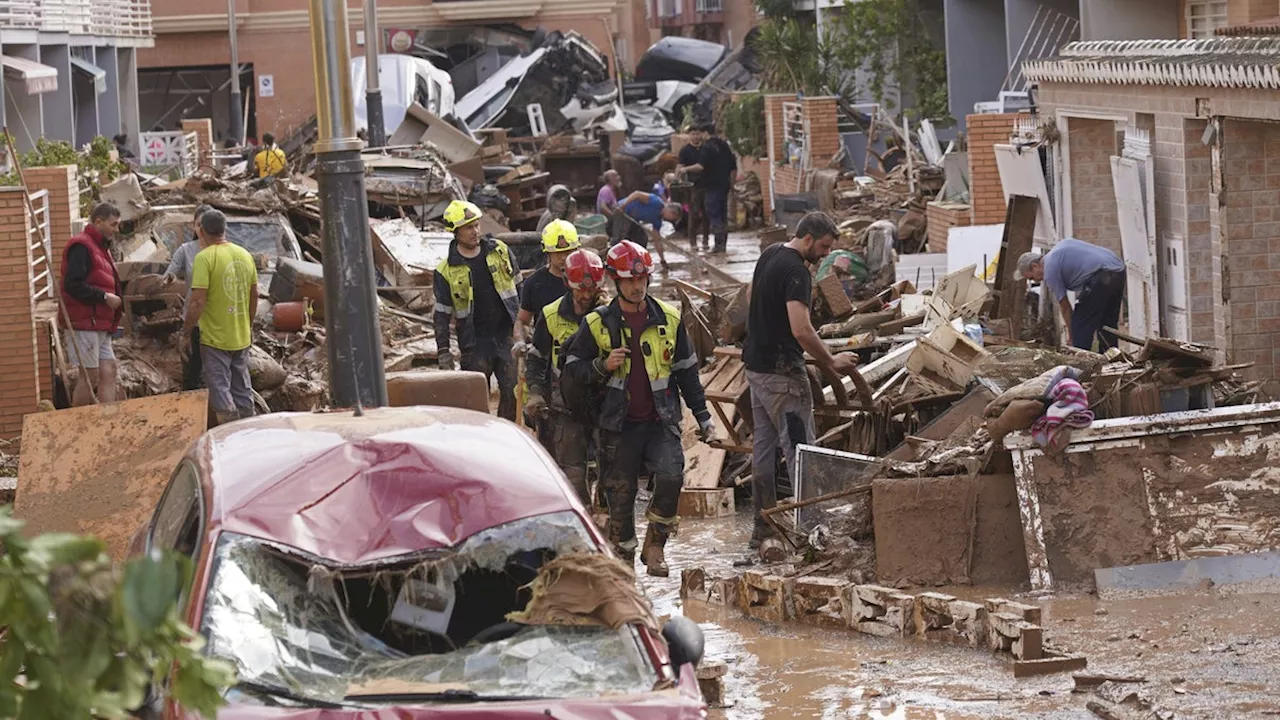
[985,598,1043,625]
[791,576,850,628]
[679,567,706,600]
[949,600,989,648]
[741,570,791,623]
[696,660,728,707]
[988,611,1044,660]
[385,370,490,413]
[677,487,735,518]
[849,584,917,636]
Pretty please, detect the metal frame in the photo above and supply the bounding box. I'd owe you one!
[27,189,51,301]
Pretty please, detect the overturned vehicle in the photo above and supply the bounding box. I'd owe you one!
[130,406,707,718]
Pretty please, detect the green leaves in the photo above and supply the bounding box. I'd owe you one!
[0,504,234,719]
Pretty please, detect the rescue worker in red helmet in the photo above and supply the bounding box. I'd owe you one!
[526,248,607,503]
[560,240,715,577]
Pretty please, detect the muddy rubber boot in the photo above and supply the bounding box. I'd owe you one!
[614,540,637,566]
[712,233,728,254]
[642,524,671,577]
[748,523,775,550]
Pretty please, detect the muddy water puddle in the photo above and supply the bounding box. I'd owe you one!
[639,506,1280,718]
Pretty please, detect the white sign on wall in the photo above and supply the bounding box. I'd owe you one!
[258,74,274,98]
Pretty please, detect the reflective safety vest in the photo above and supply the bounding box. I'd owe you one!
[435,239,520,324]
[584,297,682,397]
[541,296,583,373]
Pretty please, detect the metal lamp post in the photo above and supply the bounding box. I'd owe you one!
[228,0,243,144]
[307,0,388,407]
[363,0,386,147]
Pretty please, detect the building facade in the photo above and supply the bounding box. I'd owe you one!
[0,0,151,152]
[945,0,1280,130]
[141,0,636,141]
[646,0,757,50]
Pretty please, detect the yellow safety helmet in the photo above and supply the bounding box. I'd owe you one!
[443,200,483,232]
[541,219,581,253]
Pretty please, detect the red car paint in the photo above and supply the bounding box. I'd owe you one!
[134,407,705,720]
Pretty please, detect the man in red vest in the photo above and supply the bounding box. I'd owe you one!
[62,202,123,405]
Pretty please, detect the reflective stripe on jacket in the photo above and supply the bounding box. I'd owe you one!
[432,237,520,353]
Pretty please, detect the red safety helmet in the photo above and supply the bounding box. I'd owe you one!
[564,249,605,290]
[605,240,653,279]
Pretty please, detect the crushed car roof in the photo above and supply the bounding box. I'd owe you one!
[191,406,584,564]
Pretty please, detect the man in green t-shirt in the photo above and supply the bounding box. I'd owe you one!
[179,209,260,425]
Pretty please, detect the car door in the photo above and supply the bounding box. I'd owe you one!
[146,460,206,610]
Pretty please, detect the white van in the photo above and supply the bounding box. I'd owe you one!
[351,55,456,136]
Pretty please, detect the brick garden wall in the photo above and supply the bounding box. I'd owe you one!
[0,188,39,438]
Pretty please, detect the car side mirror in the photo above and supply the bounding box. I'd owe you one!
[661,616,705,669]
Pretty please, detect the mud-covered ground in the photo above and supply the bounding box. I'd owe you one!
[639,507,1280,719]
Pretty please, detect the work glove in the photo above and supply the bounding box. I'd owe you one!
[512,340,531,357]
[526,393,548,418]
[438,349,456,371]
[697,415,716,443]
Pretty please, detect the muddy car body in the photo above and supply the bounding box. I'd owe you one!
[131,406,706,719]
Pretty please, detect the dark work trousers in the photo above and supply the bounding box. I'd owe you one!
[182,327,203,391]
[747,368,816,537]
[1070,269,1126,351]
[461,337,518,421]
[704,185,729,250]
[550,412,591,504]
[688,187,708,246]
[599,420,685,553]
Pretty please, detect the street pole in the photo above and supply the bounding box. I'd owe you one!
[363,0,386,147]
[228,0,244,145]
[307,0,389,407]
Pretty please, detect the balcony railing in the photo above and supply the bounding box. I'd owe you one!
[0,0,152,37]
[696,0,722,12]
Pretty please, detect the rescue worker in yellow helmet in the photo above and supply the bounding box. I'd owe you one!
[525,248,606,503]
[517,219,582,428]
[433,199,523,421]
[560,240,715,577]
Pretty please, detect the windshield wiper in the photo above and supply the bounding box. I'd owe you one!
[236,679,345,709]
[343,688,549,704]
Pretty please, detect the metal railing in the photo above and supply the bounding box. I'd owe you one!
[0,0,151,36]
[27,190,52,303]
[696,0,722,12]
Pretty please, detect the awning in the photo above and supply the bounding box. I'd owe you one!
[1,55,57,95]
[71,56,106,95]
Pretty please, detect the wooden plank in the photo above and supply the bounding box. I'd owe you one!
[1013,655,1088,678]
[993,194,1038,321]
[678,488,735,518]
[15,391,210,560]
[684,443,727,490]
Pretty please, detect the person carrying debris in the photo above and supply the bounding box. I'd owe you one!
[560,240,715,577]
[62,202,124,406]
[537,184,577,234]
[434,199,523,422]
[1014,239,1126,351]
[254,132,287,179]
[164,204,214,391]
[614,190,680,269]
[743,211,874,549]
[525,248,606,502]
[675,126,709,250]
[180,209,259,425]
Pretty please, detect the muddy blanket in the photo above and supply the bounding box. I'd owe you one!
[508,553,659,633]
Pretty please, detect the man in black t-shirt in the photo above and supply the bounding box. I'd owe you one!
[699,126,737,254]
[676,127,708,250]
[742,211,874,548]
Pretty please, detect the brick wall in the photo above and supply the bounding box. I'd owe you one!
[926,202,973,252]
[738,155,773,218]
[24,165,80,284]
[803,96,841,168]
[182,118,214,166]
[966,113,1016,226]
[1067,117,1122,257]
[0,188,39,439]
[1228,0,1280,25]
[1221,118,1280,381]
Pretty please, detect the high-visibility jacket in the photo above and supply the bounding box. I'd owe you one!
[61,225,121,332]
[561,295,709,435]
[527,292,584,401]
[432,237,520,354]
[254,146,287,178]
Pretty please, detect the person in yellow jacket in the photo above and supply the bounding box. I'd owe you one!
[560,240,715,577]
[254,132,287,178]
[433,199,523,421]
[525,242,606,503]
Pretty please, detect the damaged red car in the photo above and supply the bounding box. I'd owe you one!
[132,406,708,719]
